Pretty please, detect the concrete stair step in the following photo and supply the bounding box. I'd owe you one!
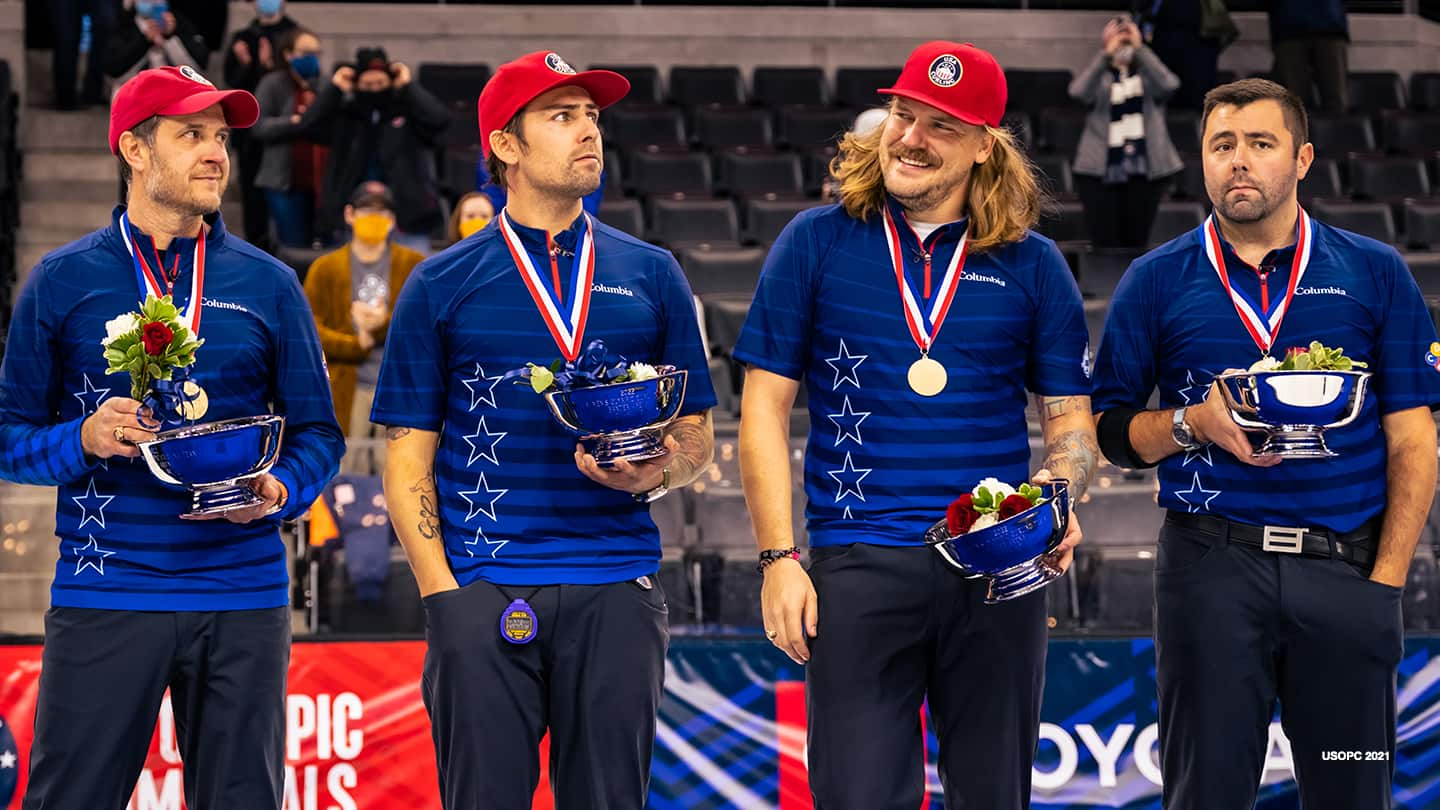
[24,200,118,230]
[0,573,53,612]
[0,609,45,637]
[23,179,118,204]
[23,150,117,184]
[22,107,111,152]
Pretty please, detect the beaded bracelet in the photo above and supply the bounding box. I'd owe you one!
[756,547,801,574]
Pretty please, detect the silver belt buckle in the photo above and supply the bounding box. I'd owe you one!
[1262,525,1305,554]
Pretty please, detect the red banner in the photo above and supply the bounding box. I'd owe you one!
[0,641,557,810]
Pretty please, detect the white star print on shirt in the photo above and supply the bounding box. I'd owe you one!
[460,364,504,411]
[1175,472,1221,513]
[461,416,507,467]
[823,340,867,390]
[0,749,16,768]
[826,396,871,446]
[1177,370,1205,405]
[71,478,115,530]
[827,452,873,503]
[73,536,117,576]
[458,473,508,522]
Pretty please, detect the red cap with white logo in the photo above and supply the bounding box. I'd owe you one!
[879,41,1007,128]
[108,66,259,155]
[478,51,630,158]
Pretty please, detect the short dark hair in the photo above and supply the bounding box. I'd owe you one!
[1201,78,1309,155]
[117,116,161,189]
[484,114,527,192]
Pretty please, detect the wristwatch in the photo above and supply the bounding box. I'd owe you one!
[1172,407,1202,451]
[634,468,671,504]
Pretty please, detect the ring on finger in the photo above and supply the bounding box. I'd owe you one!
[765,629,778,640]
[113,425,127,443]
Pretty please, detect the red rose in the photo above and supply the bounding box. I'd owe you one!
[998,493,1036,520]
[142,321,174,356]
[946,493,980,536]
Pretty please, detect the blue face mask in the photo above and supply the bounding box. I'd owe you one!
[256,0,283,16]
[290,54,320,80]
[135,1,167,20]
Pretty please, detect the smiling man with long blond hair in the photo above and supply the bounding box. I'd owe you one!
[735,41,1098,809]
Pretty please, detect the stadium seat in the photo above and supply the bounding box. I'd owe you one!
[1308,113,1377,155]
[1078,249,1144,299]
[776,107,855,149]
[693,107,773,150]
[1167,156,1207,201]
[1380,111,1440,155]
[1405,199,1440,249]
[834,66,901,110]
[416,62,490,106]
[1349,155,1429,200]
[606,106,686,149]
[1006,69,1076,116]
[627,151,713,196]
[1037,107,1086,156]
[1410,72,1440,112]
[1347,71,1406,113]
[590,64,662,106]
[648,198,740,247]
[598,198,644,239]
[1002,110,1032,150]
[801,146,837,195]
[1079,545,1157,632]
[669,65,746,107]
[1148,201,1206,246]
[744,197,816,245]
[1165,109,1201,155]
[751,66,829,107]
[1036,201,1089,246]
[1031,152,1074,197]
[717,151,803,197]
[1311,199,1397,244]
[1298,157,1345,202]
[678,245,766,297]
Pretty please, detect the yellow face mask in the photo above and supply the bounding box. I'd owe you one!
[352,213,393,246]
[458,217,490,239]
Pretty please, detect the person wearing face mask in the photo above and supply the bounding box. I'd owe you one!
[445,191,495,245]
[102,0,208,85]
[1069,15,1184,251]
[253,28,327,248]
[303,182,425,472]
[294,47,450,253]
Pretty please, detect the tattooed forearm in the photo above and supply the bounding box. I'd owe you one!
[1040,429,1100,501]
[663,410,714,487]
[409,473,441,540]
[386,426,412,440]
[1038,395,1087,422]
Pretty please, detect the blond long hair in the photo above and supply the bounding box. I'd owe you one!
[831,117,1043,253]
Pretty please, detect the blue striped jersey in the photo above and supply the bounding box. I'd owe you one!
[1092,219,1440,532]
[371,213,717,586]
[734,198,1092,549]
[0,208,345,611]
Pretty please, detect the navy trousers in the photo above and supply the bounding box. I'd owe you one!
[421,577,669,810]
[23,606,291,810]
[805,543,1048,810]
[1155,513,1402,809]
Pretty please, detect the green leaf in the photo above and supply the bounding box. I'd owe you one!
[1019,483,1043,503]
[548,359,563,373]
[147,363,162,378]
[529,365,555,394]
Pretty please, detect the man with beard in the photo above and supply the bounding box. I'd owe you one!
[373,51,716,809]
[1092,78,1439,809]
[0,66,343,809]
[735,41,1095,809]
[296,46,450,252]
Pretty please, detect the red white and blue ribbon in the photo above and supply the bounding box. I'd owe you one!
[881,206,968,354]
[499,210,595,363]
[1202,206,1313,357]
[119,211,206,339]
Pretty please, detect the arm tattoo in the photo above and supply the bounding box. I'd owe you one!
[1038,395,1086,422]
[1040,429,1100,502]
[386,426,412,440]
[663,410,714,488]
[409,473,441,541]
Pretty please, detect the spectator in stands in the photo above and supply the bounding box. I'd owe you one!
[445,190,494,245]
[1268,0,1349,113]
[374,51,715,809]
[1070,15,1184,249]
[102,0,209,84]
[304,181,424,471]
[1138,0,1237,112]
[224,0,300,250]
[1092,78,1438,810]
[297,47,449,253]
[0,66,342,809]
[253,27,326,248]
[49,0,114,110]
[736,42,1093,810]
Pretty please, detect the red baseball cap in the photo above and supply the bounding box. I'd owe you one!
[108,66,260,155]
[478,51,630,157]
[879,41,1007,128]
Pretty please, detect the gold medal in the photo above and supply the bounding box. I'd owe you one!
[177,380,209,421]
[907,356,948,397]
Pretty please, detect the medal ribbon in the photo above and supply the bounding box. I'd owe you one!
[1202,207,1313,356]
[500,210,595,363]
[881,206,968,354]
[119,212,206,339]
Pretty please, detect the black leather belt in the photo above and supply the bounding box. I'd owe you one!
[1164,511,1379,569]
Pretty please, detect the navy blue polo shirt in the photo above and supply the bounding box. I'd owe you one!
[372,213,717,586]
[734,197,1092,548]
[1092,218,1440,532]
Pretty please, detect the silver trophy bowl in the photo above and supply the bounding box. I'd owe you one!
[543,370,687,466]
[1214,370,1370,458]
[136,414,285,517]
[923,480,1071,603]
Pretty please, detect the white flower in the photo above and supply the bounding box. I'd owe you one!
[973,477,1016,500]
[970,513,999,532]
[1249,356,1282,372]
[628,362,659,381]
[103,313,140,346]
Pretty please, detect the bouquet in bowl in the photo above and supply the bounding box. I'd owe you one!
[1248,341,1368,373]
[509,339,673,394]
[945,477,1048,536]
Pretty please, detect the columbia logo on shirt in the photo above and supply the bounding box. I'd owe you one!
[592,282,635,297]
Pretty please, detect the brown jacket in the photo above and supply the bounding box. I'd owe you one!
[303,243,425,433]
